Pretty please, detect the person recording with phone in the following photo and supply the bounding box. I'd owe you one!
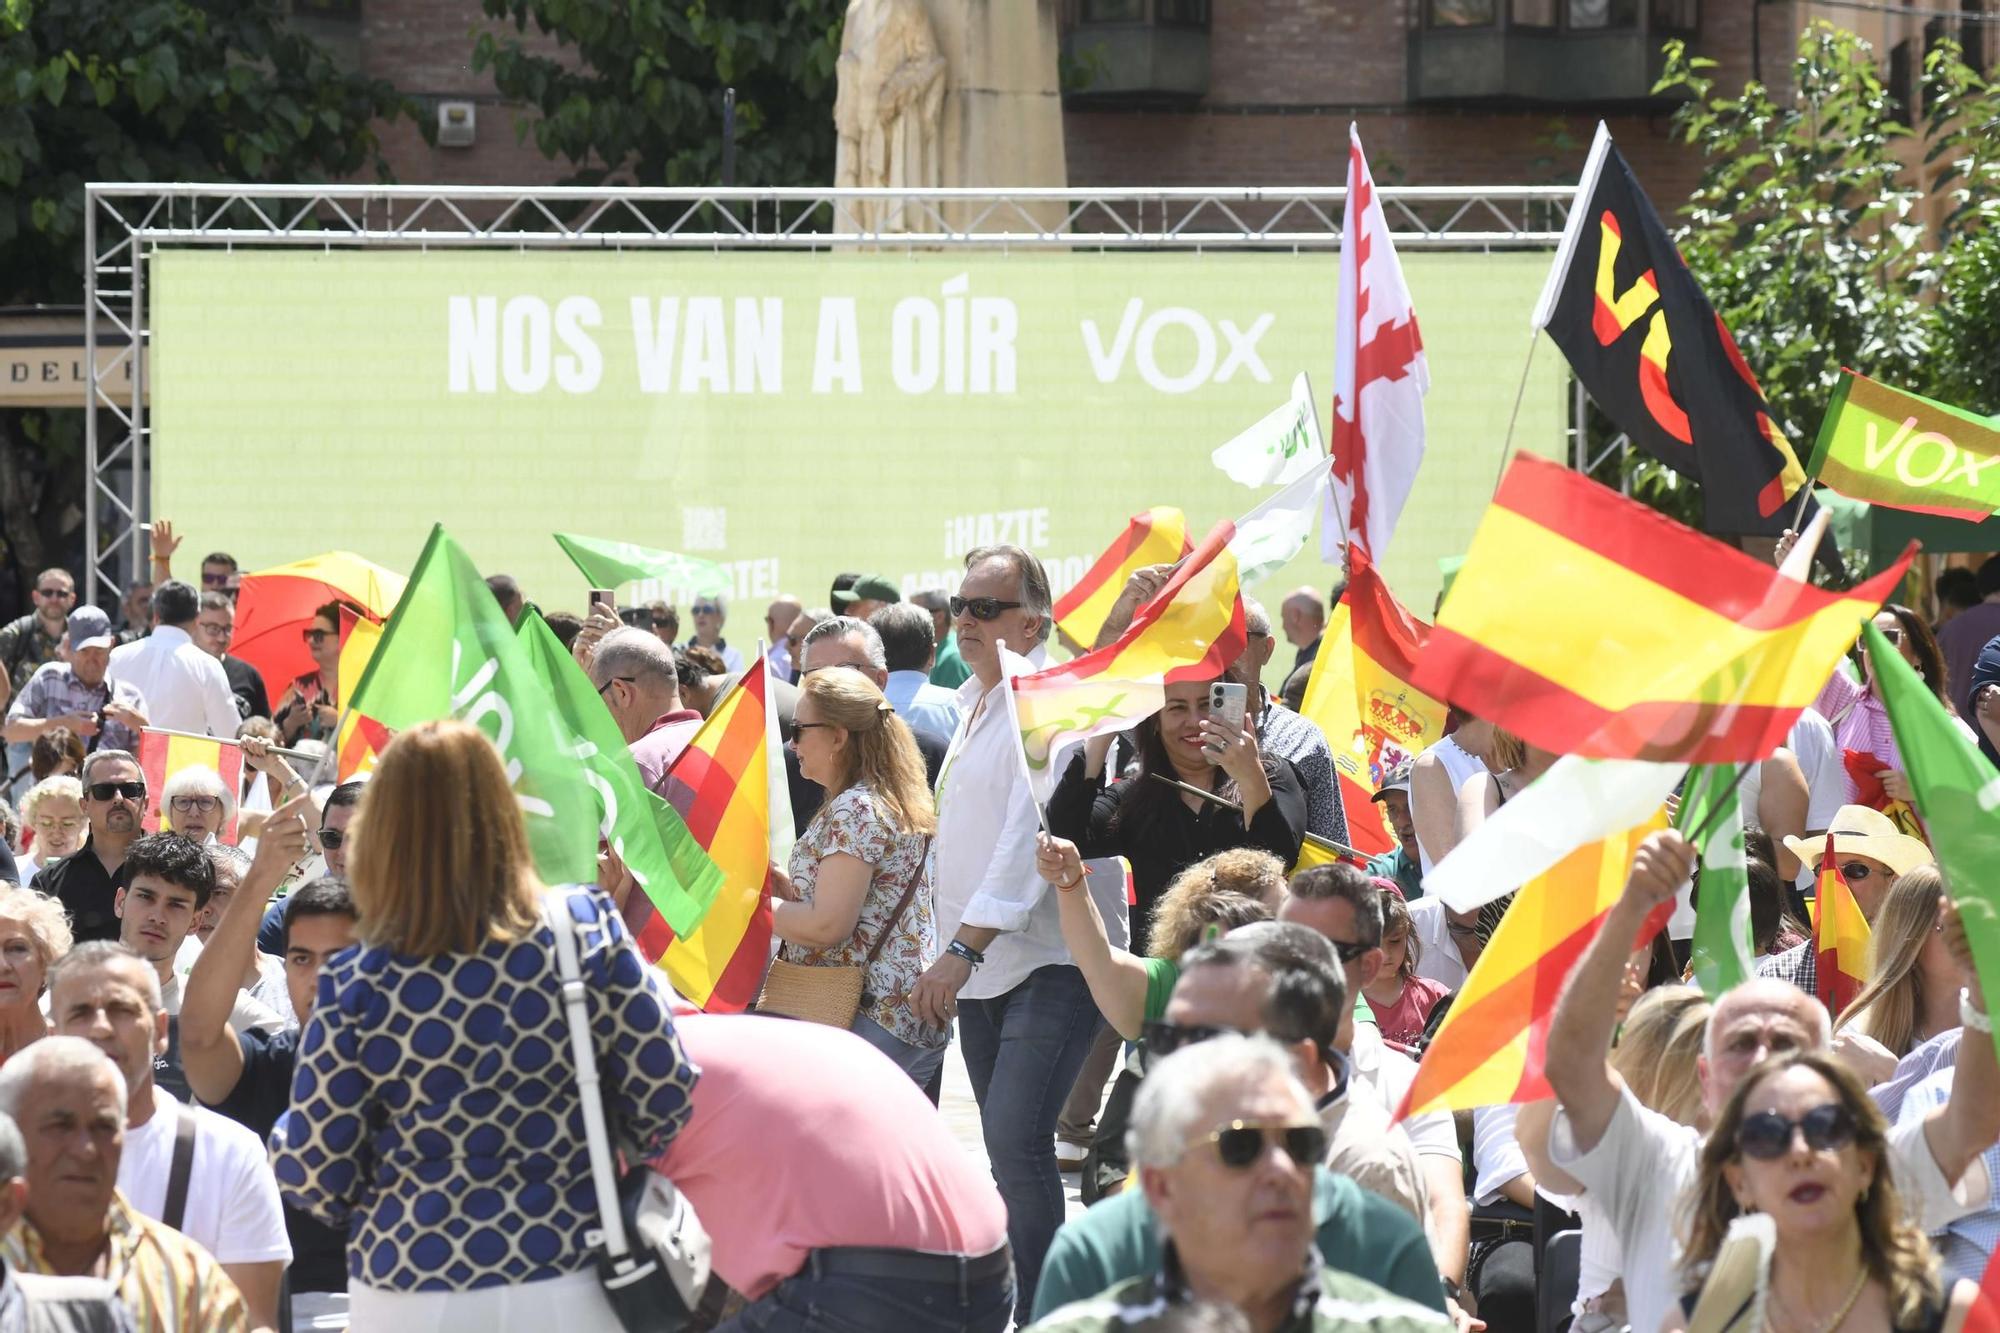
[1044,676,1306,955]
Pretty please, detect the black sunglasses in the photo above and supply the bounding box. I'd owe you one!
[950,596,1024,622]
[86,781,146,802]
[36,586,74,599]
[692,604,722,615]
[1736,1103,1858,1161]
[1201,1120,1329,1170]
[1838,862,1878,882]
[1328,937,1372,965]
[317,827,345,850]
[1142,1020,1242,1062]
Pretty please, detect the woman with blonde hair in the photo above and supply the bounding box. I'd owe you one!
[768,665,945,1084]
[1667,1051,1974,1333]
[273,720,696,1330]
[16,775,85,885]
[0,882,69,1062]
[1838,866,1958,1059]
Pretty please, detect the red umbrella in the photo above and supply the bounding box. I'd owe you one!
[231,551,406,690]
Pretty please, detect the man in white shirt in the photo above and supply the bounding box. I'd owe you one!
[907,544,1099,1327]
[868,602,961,747]
[1533,829,1999,1333]
[106,582,236,739]
[47,941,290,1330]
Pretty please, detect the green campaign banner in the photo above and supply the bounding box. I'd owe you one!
[1807,369,2000,523]
[1681,763,1752,999]
[348,523,599,882]
[151,251,1566,660]
[553,533,733,599]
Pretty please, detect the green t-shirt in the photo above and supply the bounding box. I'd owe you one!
[1029,1266,1450,1333]
[1141,957,1179,1023]
[1032,1165,1445,1320]
[929,632,972,689]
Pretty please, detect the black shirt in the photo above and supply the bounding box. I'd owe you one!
[205,1027,347,1293]
[221,655,270,722]
[36,839,129,943]
[1046,752,1308,951]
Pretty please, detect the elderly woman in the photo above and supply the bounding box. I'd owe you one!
[161,764,234,843]
[16,776,85,885]
[1666,1051,1974,1333]
[0,883,71,1062]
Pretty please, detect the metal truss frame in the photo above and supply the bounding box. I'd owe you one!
[83,181,1574,600]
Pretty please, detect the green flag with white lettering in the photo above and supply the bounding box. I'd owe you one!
[1865,620,2000,1064]
[348,524,597,882]
[553,533,733,598]
[1682,763,1753,998]
[514,611,722,938]
[1806,369,2000,522]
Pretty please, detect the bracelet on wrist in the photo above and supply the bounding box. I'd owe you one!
[1962,987,1993,1035]
[947,939,985,968]
[1055,871,1084,893]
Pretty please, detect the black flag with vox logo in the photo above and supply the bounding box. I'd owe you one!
[1532,123,1813,538]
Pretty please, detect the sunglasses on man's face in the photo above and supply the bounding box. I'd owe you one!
[1141,1020,1244,1062]
[1326,937,1372,965]
[950,596,1024,622]
[1199,1120,1329,1171]
[692,604,721,616]
[318,828,345,850]
[1838,861,1879,882]
[86,781,146,803]
[201,572,233,588]
[36,586,74,600]
[1735,1102,1858,1161]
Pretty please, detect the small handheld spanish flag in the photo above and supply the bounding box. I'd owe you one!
[1813,831,1872,1016]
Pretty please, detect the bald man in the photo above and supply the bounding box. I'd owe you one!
[1281,587,1325,677]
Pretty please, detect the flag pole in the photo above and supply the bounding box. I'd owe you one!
[1490,333,1542,495]
[137,726,324,768]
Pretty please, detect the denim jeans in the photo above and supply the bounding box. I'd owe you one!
[714,1264,1013,1333]
[852,1011,947,1090]
[956,963,1101,1323]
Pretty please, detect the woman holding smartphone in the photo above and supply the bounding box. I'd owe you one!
[1044,671,1306,953]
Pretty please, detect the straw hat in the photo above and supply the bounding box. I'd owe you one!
[1780,805,1933,878]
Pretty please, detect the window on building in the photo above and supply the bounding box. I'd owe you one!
[1888,36,1915,122]
[1513,0,1559,27]
[1078,0,1144,21]
[1566,0,1638,27]
[294,0,360,16]
[1651,0,1698,33]
[1155,0,1210,26]
[1965,0,1990,75]
[1430,0,1497,26]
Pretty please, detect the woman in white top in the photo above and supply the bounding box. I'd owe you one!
[1410,712,1495,874]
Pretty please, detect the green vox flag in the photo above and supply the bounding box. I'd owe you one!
[1806,369,2000,523]
[553,533,733,598]
[1681,763,1753,999]
[348,524,597,883]
[515,611,721,938]
[1865,620,2000,1064]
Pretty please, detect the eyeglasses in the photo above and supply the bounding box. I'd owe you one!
[31,816,83,832]
[1838,862,1879,882]
[302,628,336,645]
[197,621,233,640]
[651,619,675,632]
[1198,1120,1329,1170]
[1879,626,1904,645]
[1141,1020,1245,1061]
[169,795,220,814]
[85,781,146,802]
[950,596,1024,621]
[1326,937,1373,965]
[200,572,233,588]
[35,586,74,600]
[692,604,722,616]
[317,828,345,850]
[793,721,832,734]
[1736,1103,1858,1161]
[596,675,636,697]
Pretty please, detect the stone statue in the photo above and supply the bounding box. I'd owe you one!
[833,0,947,234]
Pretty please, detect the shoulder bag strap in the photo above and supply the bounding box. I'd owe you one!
[162,1105,198,1232]
[859,835,931,972]
[545,894,634,1264]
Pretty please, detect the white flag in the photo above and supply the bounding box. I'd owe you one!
[1326,124,1429,563]
[1212,372,1324,487]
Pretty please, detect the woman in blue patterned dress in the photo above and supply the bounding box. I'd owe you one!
[272,719,698,1330]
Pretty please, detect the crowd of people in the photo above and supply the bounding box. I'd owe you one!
[0,524,1995,1333]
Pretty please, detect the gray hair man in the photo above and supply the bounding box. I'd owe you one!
[32,751,148,946]
[796,616,947,790]
[869,603,962,747]
[589,628,702,791]
[0,1037,246,1331]
[1028,1034,1449,1333]
[0,1106,136,1330]
[910,544,1088,1324]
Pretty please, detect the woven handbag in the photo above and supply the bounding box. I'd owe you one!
[755,838,928,1029]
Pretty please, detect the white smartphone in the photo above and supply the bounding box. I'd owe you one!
[1208,681,1248,735]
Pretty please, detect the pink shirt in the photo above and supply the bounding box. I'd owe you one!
[631,709,705,793]
[651,1014,1007,1299]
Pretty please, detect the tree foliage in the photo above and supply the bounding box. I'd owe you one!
[1587,23,2000,534]
[472,0,845,189]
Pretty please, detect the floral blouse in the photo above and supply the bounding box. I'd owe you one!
[783,785,943,1050]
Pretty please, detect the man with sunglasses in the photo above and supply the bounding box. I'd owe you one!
[1756,804,1934,998]
[1532,828,2000,1333]
[1028,1035,1450,1333]
[2,607,147,805]
[1036,927,1443,1321]
[684,594,743,673]
[0,568,76,711]
[105,582,237,742]
[36,752,150,944]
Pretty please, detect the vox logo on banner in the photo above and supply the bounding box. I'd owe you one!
[1082,299,1275,393]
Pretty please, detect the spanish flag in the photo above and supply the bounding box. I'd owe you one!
[657,660,793,1012]
[1052,507,1191,650]
[1397,813,1663,1118]
[334,607,391,781]
[1813,832,1872,1017]
[138,729,246,841]
[1416,454,1913,764]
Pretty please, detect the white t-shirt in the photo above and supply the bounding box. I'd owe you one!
[1471,1104,1529,1206]
[118,1089,292,1267]
[1549,1084,1985,1333]
[1405,897,1470,992]
[1349,1022,1460,1164]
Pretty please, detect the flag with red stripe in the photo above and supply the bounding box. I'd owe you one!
[137,729,246,841]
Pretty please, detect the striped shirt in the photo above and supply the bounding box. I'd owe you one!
[4,1191,248,1333]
